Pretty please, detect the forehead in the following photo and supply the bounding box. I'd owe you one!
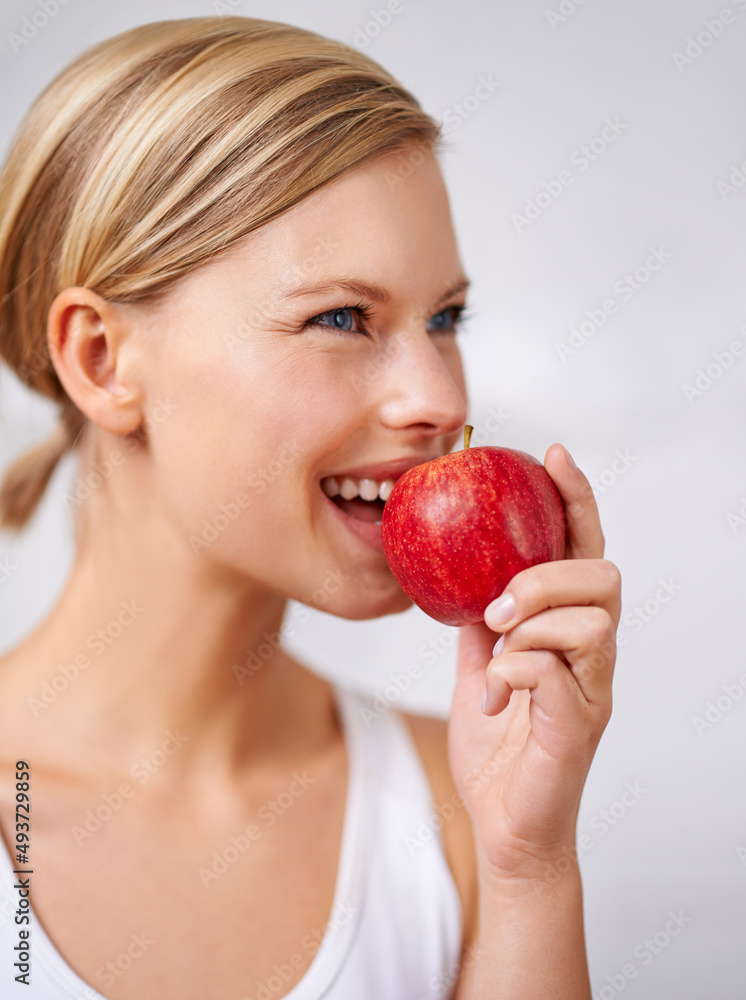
[146,144,466,330]
[225,145,461,292]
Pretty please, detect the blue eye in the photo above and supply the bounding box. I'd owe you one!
[302,301,471,337]
[326,310,354,331]
[303,303,374,336]
[426,305,470,334]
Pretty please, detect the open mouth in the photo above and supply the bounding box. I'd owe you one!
[320,475,395,525]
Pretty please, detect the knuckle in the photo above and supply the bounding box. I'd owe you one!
[485,654,507,682]
[599,559,622,594]
[580,606,614,647]
[510,565,545,608]
[564,499,587,521]
[532,649,562,680]
[577,476,596,503]
[543,649,564,676]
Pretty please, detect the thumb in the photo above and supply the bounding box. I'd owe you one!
[455,620,497,697]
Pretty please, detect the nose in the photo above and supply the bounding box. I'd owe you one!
[374,329,469,443]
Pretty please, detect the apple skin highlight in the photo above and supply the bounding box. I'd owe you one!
[380,430,567,627]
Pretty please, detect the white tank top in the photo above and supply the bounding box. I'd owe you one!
[0,683,464,998]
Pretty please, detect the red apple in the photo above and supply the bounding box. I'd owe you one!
[381,426,567,626]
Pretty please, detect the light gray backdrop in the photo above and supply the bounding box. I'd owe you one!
[0,1,744,997]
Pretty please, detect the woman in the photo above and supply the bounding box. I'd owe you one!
[0,16,621,999]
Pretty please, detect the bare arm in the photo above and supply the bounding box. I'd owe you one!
[448,444,620,999]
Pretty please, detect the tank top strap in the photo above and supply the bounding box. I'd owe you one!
[320,684,465,1000]
[281,681,382,998]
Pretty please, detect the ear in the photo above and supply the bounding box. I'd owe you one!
[46,288,144,436]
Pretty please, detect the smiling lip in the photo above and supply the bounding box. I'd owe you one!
[319,455,441,555]
[323,492,386,553]
[321,456,440,483]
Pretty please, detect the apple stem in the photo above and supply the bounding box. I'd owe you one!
[464,424,473,450]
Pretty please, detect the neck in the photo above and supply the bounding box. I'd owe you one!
[3,490,334,789]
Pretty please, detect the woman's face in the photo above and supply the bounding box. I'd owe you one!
[128,141,469,620]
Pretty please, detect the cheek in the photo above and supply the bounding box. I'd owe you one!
[140,342,413,618]
[144,346,360,554]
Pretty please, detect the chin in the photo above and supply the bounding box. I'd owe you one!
[319,587,414,623]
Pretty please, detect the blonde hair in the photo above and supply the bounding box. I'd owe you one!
[0,15,443,531]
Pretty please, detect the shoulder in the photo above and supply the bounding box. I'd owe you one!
[397,709,479,958]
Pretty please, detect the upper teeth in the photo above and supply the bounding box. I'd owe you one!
[321,476,396,502]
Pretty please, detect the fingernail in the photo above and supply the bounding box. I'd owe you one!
[563,446,576,469]
[485,593,515,627]
[481,687,488,714]
[492,634,505,657]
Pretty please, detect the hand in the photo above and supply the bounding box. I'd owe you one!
[447,444,622,883]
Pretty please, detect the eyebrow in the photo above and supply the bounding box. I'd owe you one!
[283,276,471,311]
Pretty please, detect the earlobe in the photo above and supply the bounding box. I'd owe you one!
[46,287,143,435]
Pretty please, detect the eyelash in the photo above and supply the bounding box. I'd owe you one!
[302,301,472,337]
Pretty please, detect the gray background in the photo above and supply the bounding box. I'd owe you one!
[0,1,744,997]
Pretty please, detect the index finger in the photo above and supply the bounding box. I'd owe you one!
[544,443,605,560]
